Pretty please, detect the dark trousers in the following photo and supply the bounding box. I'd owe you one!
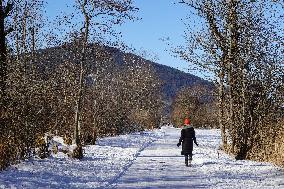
[184,154,192,166]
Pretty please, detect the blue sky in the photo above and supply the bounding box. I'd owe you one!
[45,0,206,78]
[118,0,191,72]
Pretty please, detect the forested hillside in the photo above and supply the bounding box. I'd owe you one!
[36,43,214,102]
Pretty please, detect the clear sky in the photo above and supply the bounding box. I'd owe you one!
[45,0,206,78]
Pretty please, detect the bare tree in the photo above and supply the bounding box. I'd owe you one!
[176,0,283,160]
[170,85,217,128]
[72,0,138,148]
[0,0,13,128]
[0,0,49,169]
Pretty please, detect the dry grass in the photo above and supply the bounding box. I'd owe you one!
[272,128,284,167]
[247,120,284,167]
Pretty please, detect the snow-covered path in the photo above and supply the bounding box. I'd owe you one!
[112,127,284,189]
[0,126,283,189]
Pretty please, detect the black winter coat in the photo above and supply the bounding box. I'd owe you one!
[178,126,198,156]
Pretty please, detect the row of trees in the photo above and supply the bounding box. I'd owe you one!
[0,0,163,169]
[170,85,217,128]
[176,0,284,165]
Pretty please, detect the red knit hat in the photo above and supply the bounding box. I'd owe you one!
[184,118,190,125]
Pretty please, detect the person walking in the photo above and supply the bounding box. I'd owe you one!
[177,118,198,167]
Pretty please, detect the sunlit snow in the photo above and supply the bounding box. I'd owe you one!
[0,126,283,189]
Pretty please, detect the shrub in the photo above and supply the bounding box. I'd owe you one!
[0,143,11,170]
[52,144,59,154]
[35,135,49,159]
[70,145,83,159]
[63,135,72,145]
[247,120,284,167]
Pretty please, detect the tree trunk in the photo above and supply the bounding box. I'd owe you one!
[218,65,227,148]
[0,1,7,109]
[74,11,90,145]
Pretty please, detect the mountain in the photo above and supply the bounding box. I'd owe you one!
[145,61,213,100]
[103,45,214,102]
[35,43,214,104]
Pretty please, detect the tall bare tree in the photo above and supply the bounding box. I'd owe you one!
[0,0,13,125]
[176,0,283,160]
[72,0,138,146]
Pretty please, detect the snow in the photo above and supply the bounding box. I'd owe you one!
[0,126,283,189]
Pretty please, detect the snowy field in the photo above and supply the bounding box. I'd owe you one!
[0,126,283,189]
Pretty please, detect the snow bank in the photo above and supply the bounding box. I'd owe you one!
[0,126,283,189]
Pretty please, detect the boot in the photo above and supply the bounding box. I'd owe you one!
[188,155,192,167]
[185,155,189,166]
[188,160,192,167]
